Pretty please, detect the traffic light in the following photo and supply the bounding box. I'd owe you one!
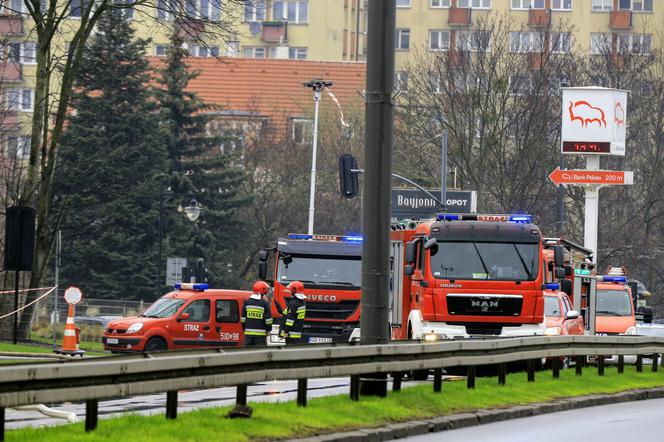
[338,153,359,199]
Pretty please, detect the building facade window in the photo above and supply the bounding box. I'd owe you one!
[589,33,611,54]
[459,0,490,8]
[185,0,221,20]
[272,1,308,24]
[291,118,312,144]
[552,0,572,10]
[550,32,571,53]
[617,33,652,54]
[226,41,240,57]
[512,0,544,9]
[7,89,33,111]
[429,30,450,51]
[620,0,653,11]
[191,45,220,57]
[395,71,409,92]
[70,0,91,17]
[9,0,24,14]
[7,137,30,158]
[509,31,545,53]
[156,0,177,20]
[243,47,266,58]
[396,28,410,50]
[155,45,168,56]
[457,30,490,52]
[592,0,612,11]
[244,0,266,21]
[430,0,450,7]
[396,0,411,7]
[289,47,307,59]
[7,42,36,64]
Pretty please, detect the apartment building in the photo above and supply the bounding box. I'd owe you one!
[394,0,663,73]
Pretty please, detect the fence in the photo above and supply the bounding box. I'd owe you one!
[0,335,663,439]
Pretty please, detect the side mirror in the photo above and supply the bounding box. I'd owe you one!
[405,241,417,264]
[561,279,573,297]
[258,249,269,261]
[424,237,438,256]
[282,254,293,266]
[405,264,414,276]
[565,310,579,320]
[258,261,267,280]
[564,265,573,277]
[553,245,565,268]
[177,312,190,322]
[554,267,566,279]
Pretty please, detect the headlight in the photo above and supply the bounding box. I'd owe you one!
[544,326,562,336]
[624,326,637,335]
[423,333,445,342]
[127,323,144,334]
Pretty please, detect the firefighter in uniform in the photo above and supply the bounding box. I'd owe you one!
[279,280,307,345]
[241,281,273,347]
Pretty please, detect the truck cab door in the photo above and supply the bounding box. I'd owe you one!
[215,298,243,346]
[171,299,214,348]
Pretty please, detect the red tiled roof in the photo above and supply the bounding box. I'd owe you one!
[150,57,366,133]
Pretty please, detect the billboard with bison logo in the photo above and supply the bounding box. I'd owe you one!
[561,87,628,156]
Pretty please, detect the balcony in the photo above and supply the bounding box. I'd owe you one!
[0,110,20,131]
[609,10,632,30]
[447,50,469,69]
[0,16,23,36]
[261,21,288,43]
[177,19,205,39]
[528,52,546,70]
[448,7,471,26]
[0,63,22,82]
[528,9,550,27]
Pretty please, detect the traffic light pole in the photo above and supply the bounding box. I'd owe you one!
[360,0,395,397]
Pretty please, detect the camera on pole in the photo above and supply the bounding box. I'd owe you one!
[339,153,359,199]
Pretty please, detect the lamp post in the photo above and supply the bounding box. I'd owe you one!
[157,175,202,295]
[303,79,334,235]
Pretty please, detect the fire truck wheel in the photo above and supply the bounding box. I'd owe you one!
[145,337,168,352]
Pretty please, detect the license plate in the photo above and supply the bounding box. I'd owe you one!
[308,337,333,344]
[106,338,119,344]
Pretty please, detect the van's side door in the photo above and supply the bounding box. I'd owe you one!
[216,298,243,347]
[170,299,216,348]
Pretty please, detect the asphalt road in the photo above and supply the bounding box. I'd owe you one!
[6,376,435,430]
[403,397,664,442]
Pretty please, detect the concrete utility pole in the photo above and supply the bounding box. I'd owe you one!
[360,0,395,397]
[440,128,448,212]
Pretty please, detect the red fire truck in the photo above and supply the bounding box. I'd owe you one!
[258,234,362,344]
[387,214,569,341]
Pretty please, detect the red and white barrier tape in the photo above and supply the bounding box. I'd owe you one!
[0,287,54,295]
[0,287,56,320]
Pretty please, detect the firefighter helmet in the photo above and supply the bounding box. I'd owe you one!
[287,280,304,294]
[252,280,270,295]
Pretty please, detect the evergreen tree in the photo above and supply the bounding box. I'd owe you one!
[155,29,249,290]
[53,9,167,300]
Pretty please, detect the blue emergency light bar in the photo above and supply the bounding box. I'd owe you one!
[545,283,560,291]
[436,214,533,224]
[287,233,363,243]
[602,276,627,283]
[175,283,209,291]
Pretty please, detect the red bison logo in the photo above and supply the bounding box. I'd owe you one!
[614,101,625,127]
[568,100,607,128]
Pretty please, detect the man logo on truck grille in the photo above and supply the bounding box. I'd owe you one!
[472,300,499,312]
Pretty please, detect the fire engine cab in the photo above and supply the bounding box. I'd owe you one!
[388,214,565,341]
[103,283,251,352]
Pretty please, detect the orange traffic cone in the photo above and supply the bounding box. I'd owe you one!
[56,304,85,356]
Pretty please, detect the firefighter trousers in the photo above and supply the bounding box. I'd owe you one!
[244,335,267,347]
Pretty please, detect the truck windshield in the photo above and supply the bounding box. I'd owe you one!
[277,254,361,287]
[545,296,562,317]
[596,290,633,316]
[429,242,538,281]
[141,298,185,318]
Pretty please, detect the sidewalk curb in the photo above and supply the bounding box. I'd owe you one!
[288,387,664,442]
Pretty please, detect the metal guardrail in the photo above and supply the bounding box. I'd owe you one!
[0,336,663,438]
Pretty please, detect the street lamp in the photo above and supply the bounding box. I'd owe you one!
[157,175,202,294]
[303,79,334,235]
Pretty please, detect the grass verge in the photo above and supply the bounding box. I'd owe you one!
[0,341,107,357]
[8,365,664,442]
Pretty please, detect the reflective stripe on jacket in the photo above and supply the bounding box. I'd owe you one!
[241,295,272,336]
[280,296,306,339]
